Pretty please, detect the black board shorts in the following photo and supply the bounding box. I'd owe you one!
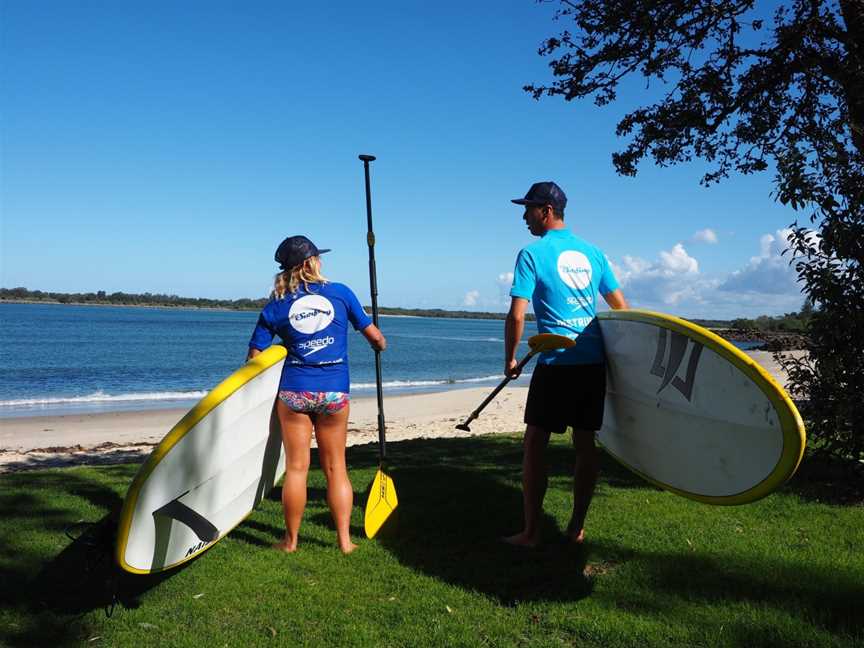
[524,363,606,433]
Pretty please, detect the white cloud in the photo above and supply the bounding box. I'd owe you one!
[496,272,514,305]
[462,290,480,307]
[614,243,699,284]
[611,244,704,309]
[660,243,699,274]
[612,233,804,318]
[692,228,718,244]
[455,273,518,311]
[719,229,800,295]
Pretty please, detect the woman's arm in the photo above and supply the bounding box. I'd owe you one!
[362,324,386,352]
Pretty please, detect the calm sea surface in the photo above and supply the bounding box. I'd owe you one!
[0,303,539,418]
[0,303,762,419]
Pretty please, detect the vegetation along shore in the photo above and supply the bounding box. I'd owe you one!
[1,287,809,348]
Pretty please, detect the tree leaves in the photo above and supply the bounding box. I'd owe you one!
[528,0,863,465]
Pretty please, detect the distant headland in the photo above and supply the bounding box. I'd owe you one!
[0,287,811,348]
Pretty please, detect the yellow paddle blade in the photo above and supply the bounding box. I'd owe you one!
[364,468,398,539]
[527,333,576,353]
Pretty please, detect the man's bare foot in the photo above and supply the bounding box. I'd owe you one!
[272,541,298,553]
[568,528,585,544]
[500,531,540,548]
[339,541,358,555]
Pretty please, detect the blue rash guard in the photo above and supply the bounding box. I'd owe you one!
[248,282,373,392]
[510,229,620,365]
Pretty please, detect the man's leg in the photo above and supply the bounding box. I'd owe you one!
[567,429,599,544]
[503,424,551,547]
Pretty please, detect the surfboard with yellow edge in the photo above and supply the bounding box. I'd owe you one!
[116,345,287,574]
[597,309,805,505]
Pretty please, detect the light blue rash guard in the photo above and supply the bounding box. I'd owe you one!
[249,282,373,392]
[510,229,620,365]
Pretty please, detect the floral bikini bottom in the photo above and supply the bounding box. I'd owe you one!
[278,390,349,415]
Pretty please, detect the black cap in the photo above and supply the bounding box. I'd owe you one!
[511,181,567,211]
[274,235,331,270]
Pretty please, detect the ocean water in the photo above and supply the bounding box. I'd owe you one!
[0,303,539,418]
[0,303,763,419]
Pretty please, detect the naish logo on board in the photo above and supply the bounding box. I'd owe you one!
[289,295,335,334]
[557,251,592,290]
[185,539,214,557]
[650,329,703,402]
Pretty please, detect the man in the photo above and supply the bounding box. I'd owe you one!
[504,181,629,548]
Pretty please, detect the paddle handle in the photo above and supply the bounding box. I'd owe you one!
[360,154,387,461]
[459,350,536,429]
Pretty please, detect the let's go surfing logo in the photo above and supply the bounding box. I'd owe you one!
[289,295,335,334]
[557,251,592,290]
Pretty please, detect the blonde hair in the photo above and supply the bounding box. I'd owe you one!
[273,256,328,299]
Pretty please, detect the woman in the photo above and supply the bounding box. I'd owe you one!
[247,235,386,554]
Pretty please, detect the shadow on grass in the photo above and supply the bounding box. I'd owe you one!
[345,434,863,641]
[358,434,860,642]
[589,539,864,640]
[0,463,195,647]
[782,452,864,505]
[349,435,609,605]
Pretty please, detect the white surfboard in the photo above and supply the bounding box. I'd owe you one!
[116,345,287,574]
[597,309,805,505]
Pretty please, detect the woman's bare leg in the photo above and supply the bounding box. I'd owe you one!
[274,401,313,552]
[314,404,357,554]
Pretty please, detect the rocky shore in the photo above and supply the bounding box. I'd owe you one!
[713,329,808,351]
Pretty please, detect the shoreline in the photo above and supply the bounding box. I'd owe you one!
[0,350,803,473]
[0,299,510,320]
[0,386,528,473]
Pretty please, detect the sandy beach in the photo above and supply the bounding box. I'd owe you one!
[0,350,802,473]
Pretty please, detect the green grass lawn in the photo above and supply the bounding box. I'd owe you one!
[1,434,861,647]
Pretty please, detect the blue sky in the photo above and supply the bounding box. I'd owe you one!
[1,1,807,319]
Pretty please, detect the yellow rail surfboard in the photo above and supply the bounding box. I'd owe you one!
[597,310,805,505]
[116,345,287,574]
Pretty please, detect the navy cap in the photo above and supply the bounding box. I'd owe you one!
[275,235,331,270]
[511,181,567,211]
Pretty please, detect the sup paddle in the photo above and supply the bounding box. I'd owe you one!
[359,154,398,539]
[455,333,575,432]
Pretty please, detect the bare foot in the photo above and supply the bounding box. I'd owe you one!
[272,539,298,553]
[339,541,358,555]
[500,531,539,548]
[568,528,585,544]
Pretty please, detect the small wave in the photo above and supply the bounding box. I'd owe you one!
[0,390,208,408]
[386,334,506,343]
[351,374,531,390]
[0,375,532,411]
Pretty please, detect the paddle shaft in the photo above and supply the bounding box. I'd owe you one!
[360,154,386,462]
[458,349,537,429]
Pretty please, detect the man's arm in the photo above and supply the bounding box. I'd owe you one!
[603,289,629,310]
[505,297,529,377]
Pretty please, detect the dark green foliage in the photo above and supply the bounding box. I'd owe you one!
[0,287,270,311]
[0,288,535,320]
[729,309,811,332]
[527,0,863,465]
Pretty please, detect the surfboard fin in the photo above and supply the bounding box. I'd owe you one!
[154,499,219,543]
